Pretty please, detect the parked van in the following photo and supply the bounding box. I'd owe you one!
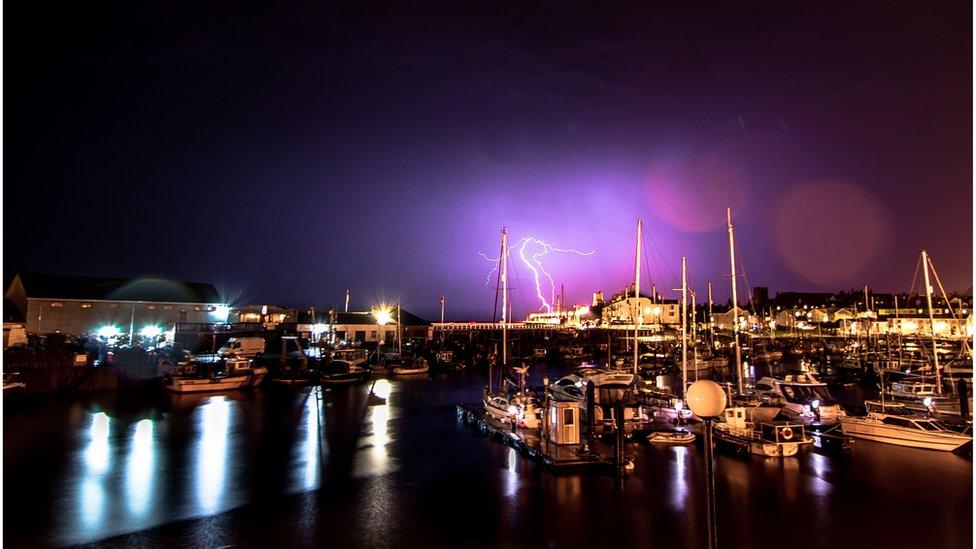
[218,337,265,357]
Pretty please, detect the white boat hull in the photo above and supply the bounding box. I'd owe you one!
[167,368,267,393]
[840,418,971,451]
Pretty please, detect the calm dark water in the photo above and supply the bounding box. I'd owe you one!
[3,364,972,548]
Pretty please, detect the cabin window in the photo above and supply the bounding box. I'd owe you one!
[146,304,156,310]
[756,383,772,392]
[354,330,366,342]
[563,409,575,426]
[370,330,378,339]
[80,303,92,309]
[882,417,914,428]
[50,302,63,308]
[164,304,173,310]
[195,306,203,311]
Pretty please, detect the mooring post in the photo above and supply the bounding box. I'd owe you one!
[615,399,625,474]
[586,381,596,441]
[704,416,717,549]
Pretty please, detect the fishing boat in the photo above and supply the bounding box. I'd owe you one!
[840,401,972,451]
[647,430,695,444]
[713,406,811,457]
[165,356,267,393]
[393,356,430,376]
[319,359,369,385]
[754,373,846,425]
[331,348,371,368]
[884,380,971,417]
[435,350,459,369]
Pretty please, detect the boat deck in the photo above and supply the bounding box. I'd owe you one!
[457,403,614,471]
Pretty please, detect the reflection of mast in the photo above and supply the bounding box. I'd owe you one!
[633,218,643,375]
[728,208,743,396]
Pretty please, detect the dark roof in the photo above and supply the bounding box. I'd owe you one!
[4,298,25,323]
[332,309,430,326]
[16,273,221,303]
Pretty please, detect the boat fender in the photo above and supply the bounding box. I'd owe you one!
[781,427,794,440]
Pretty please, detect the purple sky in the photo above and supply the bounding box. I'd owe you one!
[5,2,972,320]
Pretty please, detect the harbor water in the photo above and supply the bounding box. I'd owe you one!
[3,364,972,548]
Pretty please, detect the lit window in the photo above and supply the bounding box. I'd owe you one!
[163,304,173,310]
[50,302,63,308]
[146,304,156,310]
[80,303,92,309]
[194,306,203,311]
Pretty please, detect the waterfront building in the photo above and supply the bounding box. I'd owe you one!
[330,309,431,344]
[4,273,226,342]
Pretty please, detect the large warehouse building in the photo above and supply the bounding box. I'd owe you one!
[4,273,227,341]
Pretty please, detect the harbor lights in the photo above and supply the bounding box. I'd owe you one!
[373,307,393,326]
[97,325,121,340]
[140,325,162,338]
[687,380,727,549]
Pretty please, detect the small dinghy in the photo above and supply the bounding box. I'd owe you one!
[648,430,696,444]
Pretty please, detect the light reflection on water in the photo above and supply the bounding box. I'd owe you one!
[670,446,689,510]
[299,389,322,491]
[78,412,110,530]
[504,447,519,499]
[358,380,395,477]
[196,396,230,514]
[126,419,155,517]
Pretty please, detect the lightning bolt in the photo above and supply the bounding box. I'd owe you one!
[480,236,594,313]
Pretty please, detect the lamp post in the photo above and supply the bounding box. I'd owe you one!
[686,380,728,549]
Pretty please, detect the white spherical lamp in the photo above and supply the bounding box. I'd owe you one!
[686,380,727,418]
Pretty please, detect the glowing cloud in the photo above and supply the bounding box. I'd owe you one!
[480,235,594,313]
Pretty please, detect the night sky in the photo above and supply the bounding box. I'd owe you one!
[5,2,972,320]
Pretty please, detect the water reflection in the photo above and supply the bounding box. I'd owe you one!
[359,380,394,476]
[299,389,322,491]
[196,396,230,514]
[126,419,155,517]
[85,412,110,475]
[80,479,105,527]
[78,412,111,530]
[670,446,689,510]
[504,447,519,499]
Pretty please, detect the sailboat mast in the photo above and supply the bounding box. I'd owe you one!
[692,290,699,381]
[397,301,402,355]
[681,256,688,398]
[728,208,743,396]
[634,218,642,375]
[501,228,509,370]
[921,249,941,394]
[708,281,713,348]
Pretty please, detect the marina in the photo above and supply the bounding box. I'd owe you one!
[4,1,973,547]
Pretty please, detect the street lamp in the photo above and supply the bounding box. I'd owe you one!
[687,380,727,549]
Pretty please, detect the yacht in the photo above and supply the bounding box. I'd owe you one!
[754,373,846,425]
[840,401,972,451]
[885,380,972,417]
[713,407,811,457]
